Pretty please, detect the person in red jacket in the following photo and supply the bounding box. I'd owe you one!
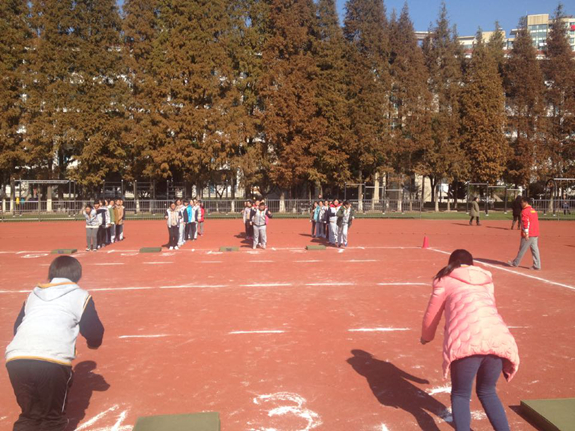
[421,249,519,431]
[508,197,541,270]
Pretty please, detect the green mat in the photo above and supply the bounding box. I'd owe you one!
[140,247,162,253]
[133,412,220,431]
[306,245,326,250]
[51,249,77,254]
[520,398,575,431]
[220,246,239,252]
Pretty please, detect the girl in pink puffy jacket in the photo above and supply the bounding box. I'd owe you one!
[421,249,519,431]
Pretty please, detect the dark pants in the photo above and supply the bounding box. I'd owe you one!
[311,221,316,237]
[97,226,106,247]
[451,355,510,431]
[185,223,192,240]
[469,216,480,225]
[168,226,179,247]
[245,220,252,238]
[511,214,521,229]
[107,225,114,243]
[115,224,123,240]
[7,359,73,431]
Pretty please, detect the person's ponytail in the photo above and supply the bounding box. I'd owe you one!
[434,249,474,281]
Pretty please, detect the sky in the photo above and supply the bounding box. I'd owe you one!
[335,0,574,36]
[116,1,573,38]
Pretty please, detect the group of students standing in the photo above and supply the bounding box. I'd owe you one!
[310,199,355,248]
[84,199,125,251]
[242,199,273,249]
[165,198,206,250]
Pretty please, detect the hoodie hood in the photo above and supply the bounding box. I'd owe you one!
[33,278,80,302]
[448,266,492,286]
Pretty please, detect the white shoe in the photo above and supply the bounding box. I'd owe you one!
[169,246,174,250]
[175,246,179,250]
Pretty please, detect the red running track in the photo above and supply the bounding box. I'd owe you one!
[0,218,574,430]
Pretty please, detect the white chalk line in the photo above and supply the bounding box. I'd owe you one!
[241,283,293,287]
[142,261,173,265]
[75,405,119,430]
[229,330,285,335]
[428,248,575,291]
[119,334,173,339]
[348,327,411,332]
[306,282,355,286]
[377,282,428,286]
[159,284,229,289]
[92,263,125,266]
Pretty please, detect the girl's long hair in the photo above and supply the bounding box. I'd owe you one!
[434,249,474,281]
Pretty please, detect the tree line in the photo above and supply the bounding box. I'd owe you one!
[1,0,574,200]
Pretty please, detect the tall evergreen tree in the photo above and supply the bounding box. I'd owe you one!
[122,0,159,185]
[543,4,575,178]
[260,0,323,197]
[388,3,432,181]
[68,0,130,190]
[343,0,391,188]
[421,3,465,209]
[149,0,241,193]
[487,22,506,76]
[0,0,30,186]
[460,31,508,183]
[314,0,351,191]
[25,0,78,184]
[504,19,547,189]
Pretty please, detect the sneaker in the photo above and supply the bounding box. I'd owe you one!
[531,266,541,271]
[175,246,179,250]
[169,246,173,250]
[507,260,517,267]
[86,247,90,251]
[262,245,266,249]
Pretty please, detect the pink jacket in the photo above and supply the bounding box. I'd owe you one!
[421,265,519,381]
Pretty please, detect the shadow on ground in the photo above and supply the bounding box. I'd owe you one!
[65,361,110,430]
[347,350,453,430]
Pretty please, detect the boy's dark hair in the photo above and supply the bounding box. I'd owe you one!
[49,256,82,283]
[434,249,473,281]
[85,204,93,210]
[343,201,349,206]
[521,196,531,204]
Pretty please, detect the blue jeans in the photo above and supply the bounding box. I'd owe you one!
[450,355,510,431]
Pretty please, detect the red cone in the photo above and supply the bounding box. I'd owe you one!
[422,236,429,249]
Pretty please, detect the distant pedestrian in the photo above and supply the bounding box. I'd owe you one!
[198,201,205,236]
[165,202,181,250]
[327,199,341,245]
[114,199,125,241]
[510,195,523,230]
[250,201,273,249]
[469,197,481,226]
[563,199,571,216]
[336,201,355,247]
[310,201,319,237]
[508,197,541,270]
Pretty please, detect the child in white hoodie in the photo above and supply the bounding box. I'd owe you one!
[5,256,104,431]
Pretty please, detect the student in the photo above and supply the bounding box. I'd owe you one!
[510,195,523,230]
[165,202,181,250]
[508,197,541,270]
[421,249,519,431]
[106,199,116,244]
[250,201,273,249]
[198,201,205,236]
[243,201,253,239]
[318,200,328,239]
[114,199,125,241]
[469,196,481,226]
[95,200,108,249]
[192,199,201,240]
[310,201,318,237]
[563,198,571,215]
[327,199,341,245]
[84,204,99,252]
[5,256,104,431]
[336,201,355,247]
[176,199,186,247]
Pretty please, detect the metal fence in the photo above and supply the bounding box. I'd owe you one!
[2,198,572,221]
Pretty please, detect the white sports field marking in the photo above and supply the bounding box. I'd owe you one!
[76,405,119,430]
[229,330,285,335]
[20,253,49,259]
[90,286,156,292]
[428,248,575,291]
[348,259,377,262]
[197,260,223,264]
[159,284,228,289]
[253,392,322,431]
[427,384,451,395]
[0,289,31,294]
[380,425,390,431]
[142,261,173,265]
[92,263,125,266]
[348,327,410,332]
[119,334,172,339]
[377,282,428,286]
[249,260,274,263]
[241,283,293,287]
[295,260,322,263]
[338,249,344,253]
[306,282,355,286]
[508,326,531,329]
